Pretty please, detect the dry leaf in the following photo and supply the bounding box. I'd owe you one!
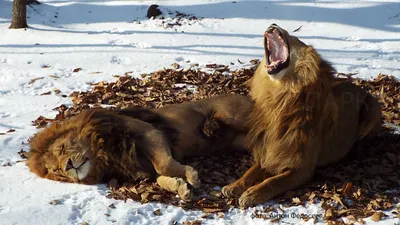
[49,199,61,205]
[171,63,180,69]
[201,213,212,219]
[53,88,61,94]
[292,197,301,204]
[18,149,29,159]
[49,75,59,79]
[40,91,52,96]
[270,217,280,223]
[32,116,54,128]
[342,182,353,197]
[325,208,334,220]
[371,212,384,222]
[182,220,202,225]
[29,77,44,85]
[331,194,347,208]
[141,192,150,203]
[153,209,162,216]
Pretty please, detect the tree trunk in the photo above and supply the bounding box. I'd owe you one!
[9,0,28,29]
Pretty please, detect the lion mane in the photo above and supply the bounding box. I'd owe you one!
[247,46,339,174]
[27,109,158,184]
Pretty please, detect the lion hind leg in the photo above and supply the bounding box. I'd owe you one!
[231,133,248,152]
[358,94,382,140]
[153,157,200,189]
[142,130,200,188]
[156,176,193,201]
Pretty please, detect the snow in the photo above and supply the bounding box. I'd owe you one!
[0,0,399,224]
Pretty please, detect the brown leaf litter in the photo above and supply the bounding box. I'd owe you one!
[28,61,400,224]
[18,149,29,159]
[155,9,202,29]
[28,77,44,85]
[0,128,16,135]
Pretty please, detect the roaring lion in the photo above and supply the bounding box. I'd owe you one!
[222,24,382,207]
[27,94,253,201]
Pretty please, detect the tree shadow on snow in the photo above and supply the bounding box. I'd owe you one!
[0,0,399,32]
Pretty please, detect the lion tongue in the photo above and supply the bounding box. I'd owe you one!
[265,29,288,69]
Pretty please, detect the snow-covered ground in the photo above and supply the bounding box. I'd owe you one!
[0,0,399,224]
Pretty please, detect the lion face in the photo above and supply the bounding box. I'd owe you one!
[262,23,309,81]
[27,120,103,185]
[42,134,96,184]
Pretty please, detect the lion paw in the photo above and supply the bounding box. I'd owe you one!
[177,181,193,202]
[222,183,246,198]
[238,187,266,208]
[185,166,200,188]
[238,190,258,208]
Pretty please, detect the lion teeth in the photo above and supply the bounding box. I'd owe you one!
[267,60,283,69]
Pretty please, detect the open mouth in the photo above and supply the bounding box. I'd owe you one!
[264,24,290,74]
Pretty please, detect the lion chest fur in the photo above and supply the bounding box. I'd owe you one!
[247,84,331,174]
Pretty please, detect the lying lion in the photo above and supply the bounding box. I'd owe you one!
[222,24,382,207]
[27,94,253,201]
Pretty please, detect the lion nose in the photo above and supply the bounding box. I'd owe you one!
[65,158,74,171]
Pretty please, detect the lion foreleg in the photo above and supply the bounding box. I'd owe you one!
[222,163,267,198]
[156,176,193,201]
[238,167,313,208]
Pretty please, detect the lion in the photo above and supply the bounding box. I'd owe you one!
[221,24,382,207]
[27,94,253,201]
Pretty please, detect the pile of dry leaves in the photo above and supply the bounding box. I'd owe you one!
[353,74,400,126]
[157,10,202,29]
[31,61,400,224]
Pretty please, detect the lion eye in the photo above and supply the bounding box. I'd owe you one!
[59,144,65,156]
[65,158,74,171]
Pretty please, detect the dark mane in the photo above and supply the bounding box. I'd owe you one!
[27,109,157,184]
